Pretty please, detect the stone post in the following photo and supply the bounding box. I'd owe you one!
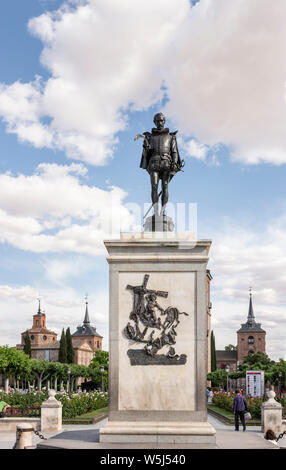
[15,423,33,449]
[261,391,282,435]
[41,389,62,433]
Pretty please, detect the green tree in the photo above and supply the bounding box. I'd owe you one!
[23,330,31,357]
[66,327,74,364]
[224,344,237,351]
[69,364,89,392]
[240,352,275,370]
[30,359,51,391]
[46,362,66,392]
[0,346,31,393]
[211,331,217,372]
[58,329,67,363]
[88,350,109,389]
[207,369,227,388]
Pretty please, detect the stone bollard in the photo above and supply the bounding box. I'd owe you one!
[261,391,282,435]
[15,423,33,449]
[41,389,62,433]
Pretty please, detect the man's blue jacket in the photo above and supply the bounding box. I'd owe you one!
[233,395,248,412]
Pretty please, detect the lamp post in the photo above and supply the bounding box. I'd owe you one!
[225,365,230,393]
[67,367,71,394]
[100,365,105,393]
[278,371,282,398]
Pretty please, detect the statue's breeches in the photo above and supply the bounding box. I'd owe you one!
[148,154,171,173]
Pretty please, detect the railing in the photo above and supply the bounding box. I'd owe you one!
[3,406,41,418]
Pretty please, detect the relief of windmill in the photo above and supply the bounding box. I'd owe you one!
[123,274,189,366]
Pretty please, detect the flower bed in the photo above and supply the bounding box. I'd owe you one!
[212,392,266,419]
[0,390,108,419]
[0,391,48,407]
[57,391,108,419]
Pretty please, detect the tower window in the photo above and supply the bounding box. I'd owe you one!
[31,335,34,340]
[43,335,47,341]
[248,336,254,344]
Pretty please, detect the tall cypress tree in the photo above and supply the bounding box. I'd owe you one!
[59,329,67,363]
[66,327,74,364]
[211,330,217,372]
[23,330,31,358]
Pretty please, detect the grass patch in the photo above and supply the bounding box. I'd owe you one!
[75,407,108,419]
[208,405,234,419]
[208,405,261,426]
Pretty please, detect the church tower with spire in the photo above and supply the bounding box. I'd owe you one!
[237,290,266,363]
[72,299,103,353]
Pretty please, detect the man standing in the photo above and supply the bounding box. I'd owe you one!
[233,389,248,431]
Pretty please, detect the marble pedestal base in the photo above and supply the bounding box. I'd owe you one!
[99,232,215,446]
[100,421,216,445]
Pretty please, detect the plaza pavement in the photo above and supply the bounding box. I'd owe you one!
[0,413,285,449]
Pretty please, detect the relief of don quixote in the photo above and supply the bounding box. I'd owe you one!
[123,274,189,366]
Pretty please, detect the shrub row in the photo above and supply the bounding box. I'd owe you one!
[212,393,262,419]
[57,391,108,418]
[0,390,108,418]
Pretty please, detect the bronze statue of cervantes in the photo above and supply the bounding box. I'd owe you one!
[139,112,184,217]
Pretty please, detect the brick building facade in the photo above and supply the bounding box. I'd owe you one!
[17,301,103,366]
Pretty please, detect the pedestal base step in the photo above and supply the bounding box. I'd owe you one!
[99,421,216,444]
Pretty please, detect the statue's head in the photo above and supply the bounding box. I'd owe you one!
[153,112,166,130]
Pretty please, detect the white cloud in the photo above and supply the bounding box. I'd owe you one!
[0,0,188,165]
[0,1,286,165]
[165,0,286,165]
[0,163,134,254]
[209,215,286,361]
[182,139,208,160]
[0,284,109,350]
[0,285,40,303]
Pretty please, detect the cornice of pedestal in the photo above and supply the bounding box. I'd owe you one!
[104,234,212,264]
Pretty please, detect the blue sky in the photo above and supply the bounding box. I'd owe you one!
[0,0,286,360]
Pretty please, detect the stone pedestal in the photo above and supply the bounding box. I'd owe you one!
[16,423,33,449]
[99,232,216,445]
[261,391,283,435]
[144,215,174,232]
[41,390,62,433]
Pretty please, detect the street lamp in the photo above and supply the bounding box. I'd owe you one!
[67,367,71,394]
[225,365,230,392]
[278,371,282,398]
[100,365,105,393]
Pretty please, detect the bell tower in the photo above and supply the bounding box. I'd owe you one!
[32,299,46,329]
[237,289,266,363]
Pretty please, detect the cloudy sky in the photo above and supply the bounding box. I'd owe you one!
[0,0,286,360]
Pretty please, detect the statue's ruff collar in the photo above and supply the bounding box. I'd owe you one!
[151,128,170,135]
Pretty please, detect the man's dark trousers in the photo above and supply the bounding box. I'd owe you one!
[235,411,246,431]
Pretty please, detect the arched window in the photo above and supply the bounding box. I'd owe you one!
[248,336,254,344]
